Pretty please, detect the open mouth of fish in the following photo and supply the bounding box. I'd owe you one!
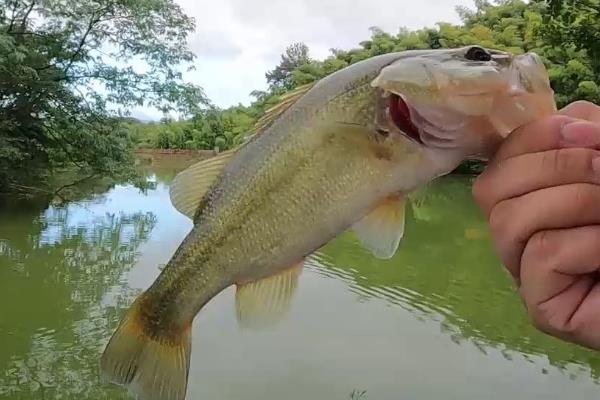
[388,93,422,144]
[386,91,489,149]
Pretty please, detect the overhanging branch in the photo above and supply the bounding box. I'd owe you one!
[19,1,35,32]
[64,13,101,73]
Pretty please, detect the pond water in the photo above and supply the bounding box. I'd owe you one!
[1,155,600,400]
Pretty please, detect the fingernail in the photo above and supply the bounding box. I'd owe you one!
[560,121,600,147]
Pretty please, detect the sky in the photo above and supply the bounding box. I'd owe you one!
[132,0,476,121]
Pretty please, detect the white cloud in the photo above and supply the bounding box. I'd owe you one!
[143,0,476,119]
[188,29,243,60]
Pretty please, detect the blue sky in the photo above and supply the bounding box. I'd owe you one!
[131,0,475,121]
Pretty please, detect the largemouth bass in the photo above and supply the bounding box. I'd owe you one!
[100,46,556,400]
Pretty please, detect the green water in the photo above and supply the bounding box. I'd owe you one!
[1,156,600,400]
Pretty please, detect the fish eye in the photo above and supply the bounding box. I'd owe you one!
[465,46,492,62]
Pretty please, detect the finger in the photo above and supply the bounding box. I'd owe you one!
[560,100,600,124]
[473,148,600,217]
[520,226,600,350]
[491,100,600,164]
[492,116,600,163]
[521,226,600,302]
[488,183,600,279]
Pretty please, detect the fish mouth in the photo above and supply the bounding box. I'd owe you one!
[386,92,471,150]
[389,93,422,144]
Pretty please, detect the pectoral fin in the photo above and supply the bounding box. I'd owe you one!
[352,195,406,260]
[235,263,303,329]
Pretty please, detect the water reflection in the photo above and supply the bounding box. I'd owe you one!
[312,176,600,381]
[0,193,157,399]
[0,155,198,399]
[0,157,599,400]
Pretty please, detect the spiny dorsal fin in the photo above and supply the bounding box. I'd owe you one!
[254,82,317,133]
[169,83,317,220]
[352,195,406,260]
[169,150,236,220]
[235,262,304,330]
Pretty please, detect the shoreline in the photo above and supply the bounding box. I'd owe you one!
[134,148,218,157]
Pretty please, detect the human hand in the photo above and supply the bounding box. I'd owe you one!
[473,101,600,350]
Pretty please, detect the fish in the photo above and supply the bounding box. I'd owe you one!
[100,45,556,400]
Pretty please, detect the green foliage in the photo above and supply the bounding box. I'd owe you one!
[349,390,368,400]
[0,0,207,194]
[534,0,600,106]
[265,42,312,91]
[128,105,259,151]
[8,0,600,184]
[137,0,600,154]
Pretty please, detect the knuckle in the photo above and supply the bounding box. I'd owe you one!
[472,166,502,215]
[501,115,562,153]
[523,231,556,265]
[528,302,579,337]
[528,308,550,333]
[488,201,516,240]
[541,149,562,173]
[527,304,556,335]
[545,114,572,130]
[521,231,566,289]
[541,148,595,177]
[572,184,596,210]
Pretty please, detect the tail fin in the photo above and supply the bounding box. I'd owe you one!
[100,297,192,400]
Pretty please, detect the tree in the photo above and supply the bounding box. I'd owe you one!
[0,0,208,193]
[265,42,312,91]
[535,0,600,105]
[132,0,600,157]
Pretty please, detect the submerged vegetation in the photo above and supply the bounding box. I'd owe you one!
[1,0,599,194]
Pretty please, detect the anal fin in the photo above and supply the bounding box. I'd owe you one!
[352,195,406,260]
[235,262,303,329]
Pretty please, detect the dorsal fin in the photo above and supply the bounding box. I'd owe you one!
[253,82,317,133]
[169,82,317,221]
[169,150,236,220]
